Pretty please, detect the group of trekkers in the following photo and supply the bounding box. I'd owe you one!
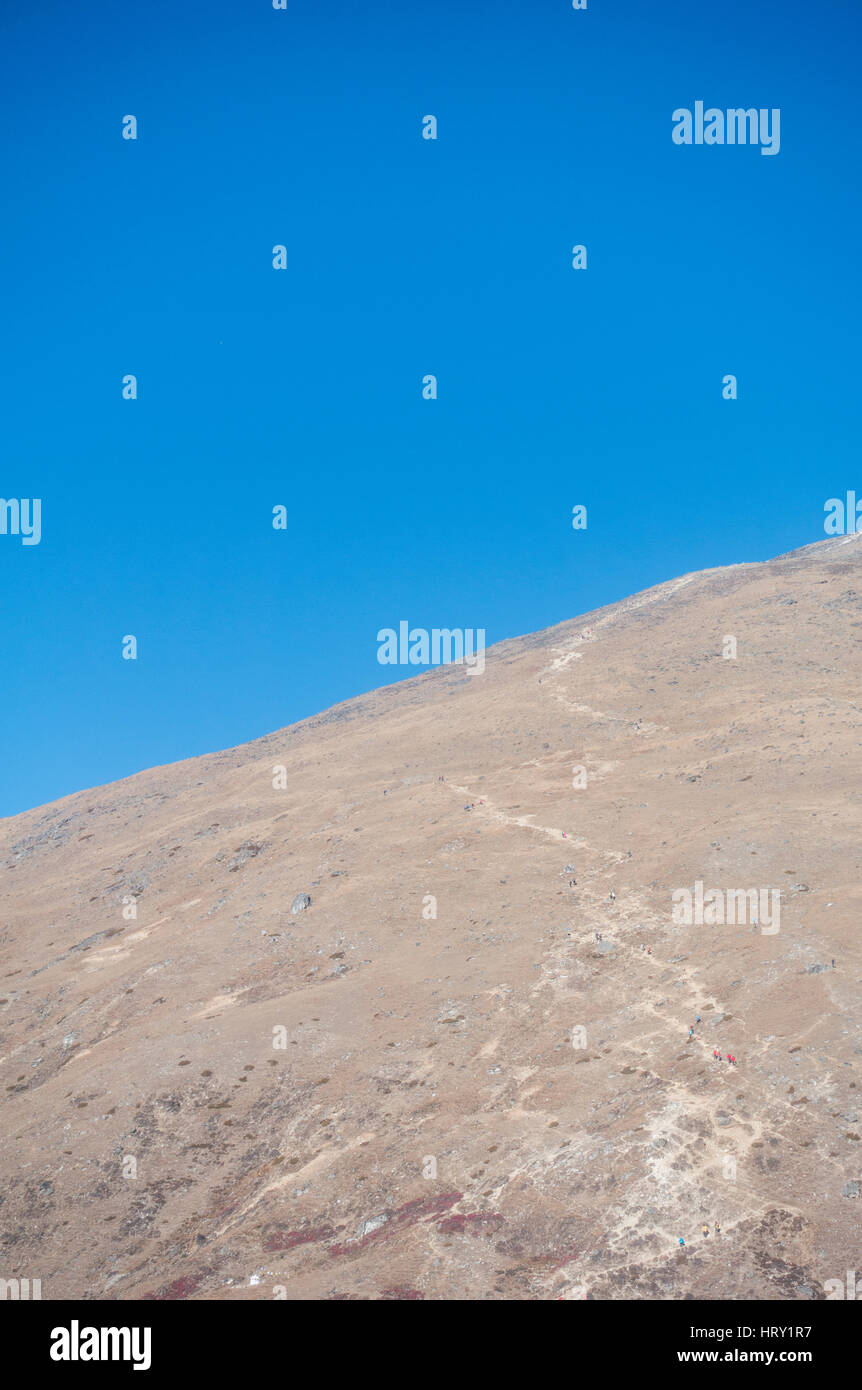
[679,1223,721,1246]
[690,1015,739,1066]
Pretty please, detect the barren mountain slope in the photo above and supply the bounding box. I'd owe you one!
[2,533,861,1301]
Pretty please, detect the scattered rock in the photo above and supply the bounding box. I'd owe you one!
[357,1214,389,1238]
[227,842,266,872]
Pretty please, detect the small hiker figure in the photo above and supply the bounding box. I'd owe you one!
[679,1237,685,1247]
[688,1027,694,1039]
[695,1014,702,1025]
[647,946,651,955]
[832,958,835,968]
[714,1221,721,1234]
[717,1051,723,1061]
[702,1224,709,1238]
[712,1049,718,1060]
[609,891,616,902]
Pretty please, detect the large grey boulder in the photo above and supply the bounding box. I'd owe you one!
[291,893,312,915]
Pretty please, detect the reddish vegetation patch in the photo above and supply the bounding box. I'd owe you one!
[437,1212,504,1236]
[264,1224,335,1253]
[142,1273,202,1301]
[380,1286,424,1300]
[394,1191,463,1225]
[330,1191,462,1256]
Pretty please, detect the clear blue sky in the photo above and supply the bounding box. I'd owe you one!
[2,0,860,817]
